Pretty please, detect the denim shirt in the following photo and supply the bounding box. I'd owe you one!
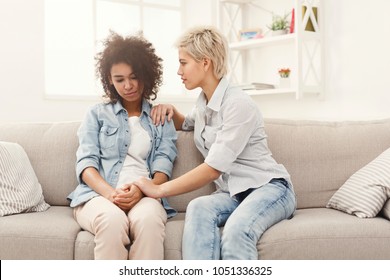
[67,99,178,218]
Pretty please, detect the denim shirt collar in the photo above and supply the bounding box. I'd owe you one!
[112,98,152,117]
[196,77,228,112]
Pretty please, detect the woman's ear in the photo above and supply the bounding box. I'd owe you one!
[203,57,212,72]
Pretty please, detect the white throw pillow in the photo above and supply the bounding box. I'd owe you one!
[326,147,390,218]
[0,141,50,216]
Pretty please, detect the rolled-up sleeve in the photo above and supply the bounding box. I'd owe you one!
[75,106,101,183]
[151,118,178,178]
[205,98,259,173]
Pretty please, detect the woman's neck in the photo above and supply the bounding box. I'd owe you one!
[202,76,221,103]
[123,99,142,117]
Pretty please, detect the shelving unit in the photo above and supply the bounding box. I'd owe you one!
[218,0,324,99]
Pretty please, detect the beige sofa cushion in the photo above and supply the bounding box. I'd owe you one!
[167,131,215,212]
[258,208,390,259]
[0,122,80,206]
[0,141,49,216]
[326,147,390,218]
[0,206,80,259]
[265,118,390,209]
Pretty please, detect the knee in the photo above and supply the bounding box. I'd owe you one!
[186,196,212,217]
[95,207,129,233]
[222,222,247,241]
[130,198,166,229]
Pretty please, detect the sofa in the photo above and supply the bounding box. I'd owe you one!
[1,118,390,260]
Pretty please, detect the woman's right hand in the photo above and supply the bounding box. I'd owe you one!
[151,104,175,126]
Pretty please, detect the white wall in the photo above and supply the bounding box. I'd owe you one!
[1,0,390,123]
[254,0,390,121]
[0,0,99,123]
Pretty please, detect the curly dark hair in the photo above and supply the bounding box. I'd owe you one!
[96,31,163,102]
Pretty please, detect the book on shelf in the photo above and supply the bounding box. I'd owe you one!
[237,82,275,91]
[290,8,295,33]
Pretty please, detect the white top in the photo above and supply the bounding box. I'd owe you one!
[116,116,151,188]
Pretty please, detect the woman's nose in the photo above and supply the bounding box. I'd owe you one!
[124,80,131,89]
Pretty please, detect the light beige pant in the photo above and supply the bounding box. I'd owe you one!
[74,196,167,260]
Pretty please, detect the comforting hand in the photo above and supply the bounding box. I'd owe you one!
[113,184,144,212]
[134,177,164,199]
[151,104,175,126]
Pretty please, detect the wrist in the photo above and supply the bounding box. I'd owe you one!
[160,182,170,198]
[103,188,116,202]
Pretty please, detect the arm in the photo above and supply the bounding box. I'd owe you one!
[81,167,116,202]
[135,163,221,199]
[152,171,169,185]
[150,115,178,178]
[151,104,185,130]
[113,171,168,211]
[76,106,118,201]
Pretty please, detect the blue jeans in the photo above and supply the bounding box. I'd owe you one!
[182,179,296,260]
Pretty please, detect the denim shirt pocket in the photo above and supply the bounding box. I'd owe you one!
[99,125,119,149]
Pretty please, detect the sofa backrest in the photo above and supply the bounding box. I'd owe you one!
[2,118,390,211]
[167,131,215,212]
[0,122,214,211]
[0,122,80,206]
[264,118,390,209]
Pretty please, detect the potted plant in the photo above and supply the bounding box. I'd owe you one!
[268,13,290,36]
[278,68,291,78]
[278,68,291,88]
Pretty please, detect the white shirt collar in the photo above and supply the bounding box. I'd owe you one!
[196,77,229,112]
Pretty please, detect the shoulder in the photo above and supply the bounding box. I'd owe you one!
[82,102,119,126]
[86,102,113,114]
[222,86,259,113]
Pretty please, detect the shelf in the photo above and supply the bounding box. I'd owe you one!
[229,33,295,50]
[220,0,252,3]
[219,0,324,99]
[245,87,296,96]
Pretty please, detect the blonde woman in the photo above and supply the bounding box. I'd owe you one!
[135,26,296,260]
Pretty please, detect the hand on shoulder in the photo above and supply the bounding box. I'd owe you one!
[151,104,175,126]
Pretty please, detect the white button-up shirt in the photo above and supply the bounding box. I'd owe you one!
[182,77,292,197]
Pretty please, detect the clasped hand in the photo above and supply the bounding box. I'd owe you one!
[111,184,143,212]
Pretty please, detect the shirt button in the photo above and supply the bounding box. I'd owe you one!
[126,130,129,133]
[125,144,128,147]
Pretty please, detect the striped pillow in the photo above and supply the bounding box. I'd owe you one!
[0,141,50,216]
[326,147,390,218]
[381,199,390,220]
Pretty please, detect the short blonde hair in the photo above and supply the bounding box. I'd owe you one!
[175,26,228,79]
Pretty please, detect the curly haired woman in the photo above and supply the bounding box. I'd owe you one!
[67,32,177,260]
